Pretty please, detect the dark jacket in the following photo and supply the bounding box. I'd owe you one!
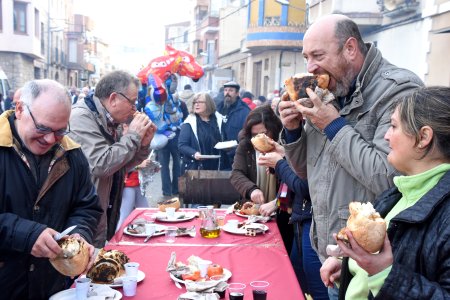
[217,98,250,167]
[340,171,450,300]
[274,159,311,223]
[230,139,258,200]
[0,111,102,300]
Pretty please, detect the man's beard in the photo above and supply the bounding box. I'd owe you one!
[333,57,358,97]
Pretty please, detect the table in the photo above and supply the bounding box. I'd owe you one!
[107,208,304,299]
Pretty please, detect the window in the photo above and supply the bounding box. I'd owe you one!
[264,58,269,71]
[34,8,39,37]
[14,2,27,34]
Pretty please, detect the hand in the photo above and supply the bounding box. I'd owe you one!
[320,256,342,288]
[71,233,96,274]
[140,122,157,147]
[335,230,393,276]
[194,152,203,160]
[250,189,265,205]
[31,228,62,259]
[138,159,150,168]
[278,100,303,130]
[257,152,283,168]
[259,200,277,216]
[292,88,340,131]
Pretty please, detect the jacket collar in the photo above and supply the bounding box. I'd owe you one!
[383,171,450,223]
[0,110,80,151]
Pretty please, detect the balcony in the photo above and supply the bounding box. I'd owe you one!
[245,24,306,51]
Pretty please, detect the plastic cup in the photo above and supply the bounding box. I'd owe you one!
[122,276,138,297]
[250,281,269,300]
[165,226,177,243]
[165,207,176,219]
[227,219,239,229]
[228,283,246,300]
[124,262,140,277]
[198,259,212,278]
[216,214,226,227]
[75,277,91,300]
[145,223,157,235]
[143,212,156,223]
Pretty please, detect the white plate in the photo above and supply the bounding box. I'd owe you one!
[170,268,232,285]
[156,212,196,223]
[197,154,221,159]
[222,223,269,235]
[123,224,168,237]
[49,288,122,299]
[86,270,146,288]
[214,140,238,150]
[234,211,275,218]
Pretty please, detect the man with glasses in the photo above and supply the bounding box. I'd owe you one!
[0,79,102,299]
[69,70,157,247]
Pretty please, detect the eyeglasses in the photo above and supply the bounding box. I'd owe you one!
[26,105,70,137]
[193,101,206,104]
[115,91,137,106]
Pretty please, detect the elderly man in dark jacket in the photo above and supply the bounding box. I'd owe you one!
[216,81,250,169]
[0,79,102,299]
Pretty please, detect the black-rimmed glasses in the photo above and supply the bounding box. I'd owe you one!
[115,91,137,106]
[26,105,70,137]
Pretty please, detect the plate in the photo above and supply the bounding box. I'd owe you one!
[197,154,221,159]
[214,140,238,150]
[170,268,232,285]
[234,211,276,218]
[123,224,168,237]
[156,212,196,223]
[49,288,122,299]
[222,223,269,235]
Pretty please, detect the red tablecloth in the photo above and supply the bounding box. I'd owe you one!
[107,208,304,299]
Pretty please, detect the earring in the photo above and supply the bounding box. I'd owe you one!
[418,144,423,148]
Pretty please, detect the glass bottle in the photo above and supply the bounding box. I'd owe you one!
[200,206,220,238]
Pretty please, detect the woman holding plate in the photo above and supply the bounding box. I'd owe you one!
[178,92,226,173]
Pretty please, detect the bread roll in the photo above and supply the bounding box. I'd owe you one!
[251,133,275,153]
[337,202,386,253]
[87,249,129,284]
[239,201,260,216]
[283,73,330,101]
[50,237,90,277]
[158,197,181,212]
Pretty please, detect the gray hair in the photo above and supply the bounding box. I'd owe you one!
[95,70,140,101]
[396,86,450,160]
[20,79,71,108]
[335,18,368,56]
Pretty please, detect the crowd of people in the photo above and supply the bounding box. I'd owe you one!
[0,13,449,300]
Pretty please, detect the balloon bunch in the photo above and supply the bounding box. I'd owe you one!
[138,46,204,150]
[137,45,204,105]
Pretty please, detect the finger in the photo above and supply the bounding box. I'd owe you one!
[305,88,323,107]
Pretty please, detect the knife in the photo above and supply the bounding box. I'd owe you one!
[54,225,77,241]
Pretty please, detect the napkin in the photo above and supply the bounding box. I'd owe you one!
[87,284,117,299]
[178,292,220,300]
[246,215,270,223]
[177,226,196,237]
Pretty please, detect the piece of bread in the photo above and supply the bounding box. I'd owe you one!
[50,237,90,277]
[158,197,181,212]
[87,249,129,284]
[251,133,275,153]
[239,201,260,216]
[283,73,330,101]
[337,202,386,253]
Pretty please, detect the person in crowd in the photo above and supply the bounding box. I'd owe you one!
[115,123,151,232]
[68,70,156,247]
[4,89,14,111]
[13,87,21,106]
[178,92,225,173]
[277,14,423,298]
[179,84,196,114]
[241,91,256,110]
[321,86,450,299]
[216,81,250,169]
[0,93,4,114]
[230,105,282,206]
[213,86,224,107]
[258,143,329,300]
[0,79,102,299]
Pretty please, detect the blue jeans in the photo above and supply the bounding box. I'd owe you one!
[157,134,180,196]
[291,220,329,300]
